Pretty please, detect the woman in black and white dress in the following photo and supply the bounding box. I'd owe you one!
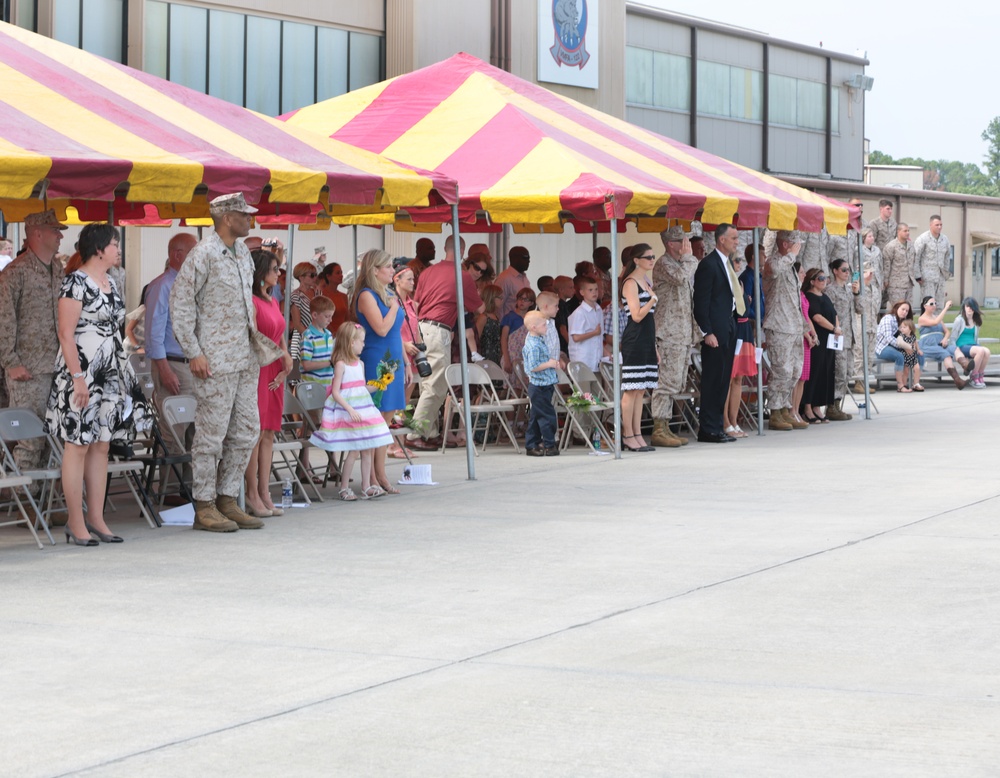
[46,223,150,546]
[619,243,658,452]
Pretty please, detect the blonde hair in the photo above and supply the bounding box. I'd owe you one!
[332,322,364,366]
[536,291,559,308]
[350,249,393,314]
[523,310,546,329]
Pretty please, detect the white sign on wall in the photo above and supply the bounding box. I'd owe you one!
[537,0,599,90]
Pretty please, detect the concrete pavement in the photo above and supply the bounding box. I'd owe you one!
[1,383,998,776]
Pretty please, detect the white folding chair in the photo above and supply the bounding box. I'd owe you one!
[0,408,59,545]
[0,466,44,549]
[441,363,520,455]
[566,361,617,452]
[288,383,342,490]
[479,358,530,430]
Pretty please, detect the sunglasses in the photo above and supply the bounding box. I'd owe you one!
[638,254,656,260]
[815,275,827,281]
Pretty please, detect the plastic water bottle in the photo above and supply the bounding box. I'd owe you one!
[592,425,601,451]
[282,477,293,510]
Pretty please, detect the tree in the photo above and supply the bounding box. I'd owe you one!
[982,116,1000,193]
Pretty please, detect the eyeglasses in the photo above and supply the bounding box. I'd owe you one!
[638,254,656,260]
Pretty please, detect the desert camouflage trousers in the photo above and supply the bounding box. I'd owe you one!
[764,330,802,410]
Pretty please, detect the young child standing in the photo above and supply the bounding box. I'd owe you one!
[567,276,604,371]
[310,322,393,500]
[521,310,560,457]
[298,295,336,387]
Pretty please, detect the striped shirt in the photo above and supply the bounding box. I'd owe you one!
[299,325,334,385]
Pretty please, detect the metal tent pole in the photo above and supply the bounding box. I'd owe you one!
[451,203,475,479]
[753,228,764,434]
[857,229,872,419]
[610,219,621,458]
[352,225,359,281]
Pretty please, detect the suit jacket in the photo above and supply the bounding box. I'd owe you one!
[693,248,735,339]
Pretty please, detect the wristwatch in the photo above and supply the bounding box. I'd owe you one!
[72,371,86,379]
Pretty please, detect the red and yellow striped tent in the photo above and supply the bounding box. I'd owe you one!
[283,52,858,234]
[0,22,457,223]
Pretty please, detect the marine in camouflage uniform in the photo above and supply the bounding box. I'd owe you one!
[0,210,66,491]
[823,266,862,417]
[882,224,916,308]
[914,219,952,305]
[868,212,897,252]
[853,237,883,391]
[650,226,697,447]
[170,193,266,532]
[762,231,809,430]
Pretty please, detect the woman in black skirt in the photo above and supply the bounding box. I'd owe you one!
[801,267,840,422]
[619,243,659,451]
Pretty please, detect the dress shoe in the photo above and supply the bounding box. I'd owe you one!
[407,437,440,452]
[64,528,99,547]
[162,494,189,507]
[697,431,734,443]
[526,448,545,457]
[85,522,123,543]
[543,447,560,456]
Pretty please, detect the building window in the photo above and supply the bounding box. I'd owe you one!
[625,45,690,112]
[142,2,384,114]
[769,74,838,132]
[697,61,761,121]
[991,248,999,277]
[53,0,125,63]
[950,246,956,277]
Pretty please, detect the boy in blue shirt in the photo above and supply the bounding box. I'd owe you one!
[521,310,560,456]
[298,296,335,387]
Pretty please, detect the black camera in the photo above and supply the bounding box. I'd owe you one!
[413,342,432,378]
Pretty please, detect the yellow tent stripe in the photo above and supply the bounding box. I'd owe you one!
[0,132,52,199]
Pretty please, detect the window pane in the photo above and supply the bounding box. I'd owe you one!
[625,46,652,106]
[317,27,348,101]
[796,79,825,130]
[169,4,207,92]
[208,9,244,105]
[729,67,762,121]
[246,15,280,115]
[16,0,36,30]
[697,60,730,117]
[53,0,81,47]
[82,0,123,62]
[653,51,689,111]
[769,74,796,126]
[281,21,316,113]
[348,31,382,91]
[144,0,168,77]
[831,85,840,133]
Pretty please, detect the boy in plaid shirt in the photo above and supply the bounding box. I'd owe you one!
[521,310,560,456]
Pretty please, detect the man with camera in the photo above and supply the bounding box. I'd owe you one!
[404,235,485,451]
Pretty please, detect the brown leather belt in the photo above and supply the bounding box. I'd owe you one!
[165,355,190,364]
[419,319,453,331]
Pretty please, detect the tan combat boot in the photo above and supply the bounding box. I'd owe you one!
[768,407,793,431]
[193,500,239,532]
[216,495,264,530]
[826,400,852,421]
[650,418,683,448]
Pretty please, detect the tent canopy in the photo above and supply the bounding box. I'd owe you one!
[282,52,859,235]
[0,21,457,222]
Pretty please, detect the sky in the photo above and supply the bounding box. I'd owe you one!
[642,0,998,167]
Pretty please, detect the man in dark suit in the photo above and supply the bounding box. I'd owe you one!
[693,223,743,442]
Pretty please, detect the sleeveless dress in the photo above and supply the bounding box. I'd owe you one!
[919,321,956,361]
[309,361,393,452]
[732,288,757,378]
[356,288,405,412]
[254,295,286,431]
[46,271,151,445]
[799,291,812,381]
[479,315,502,364]
[620,278,658,391]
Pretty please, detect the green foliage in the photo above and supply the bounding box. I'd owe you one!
[871,117,1000,197]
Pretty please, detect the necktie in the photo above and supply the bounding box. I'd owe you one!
[727,259,746,315]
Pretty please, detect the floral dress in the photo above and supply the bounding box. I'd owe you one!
[46,271,151,445]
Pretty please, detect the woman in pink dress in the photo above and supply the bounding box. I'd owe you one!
[245,249,292,518]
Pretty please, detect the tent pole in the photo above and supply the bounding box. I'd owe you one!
[592,222,597,252]
[451,203,475,479]
[610,218,621,459]
[284,224,295,324]
[352,225,358,281]
[753,228,764,435]
[858,229,871,419]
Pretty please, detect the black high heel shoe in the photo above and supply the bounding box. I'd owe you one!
[85,522,123,543]
[65,528,98,547]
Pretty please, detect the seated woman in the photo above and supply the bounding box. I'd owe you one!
[875,300,925,391]
[952,298,991,388]
[916,296,967,389]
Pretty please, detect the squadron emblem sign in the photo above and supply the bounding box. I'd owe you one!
[537,0,599,89]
